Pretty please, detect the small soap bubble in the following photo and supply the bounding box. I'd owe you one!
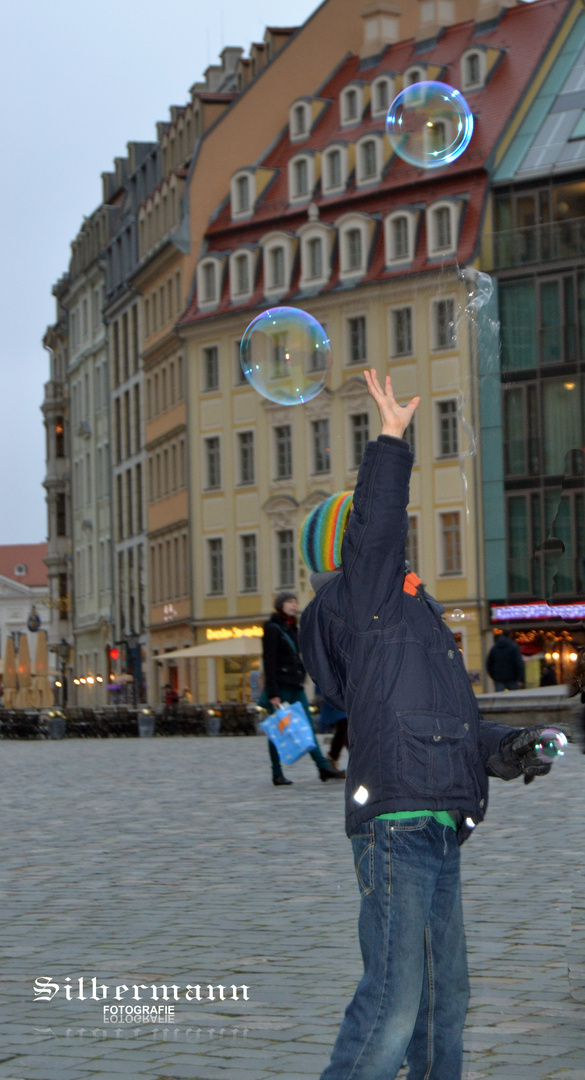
[386,81,474,169]
[534,728,568,763]
[240,306,332,405]
[452,609,464,622]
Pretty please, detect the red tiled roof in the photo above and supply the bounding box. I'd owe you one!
[180,0,572,327]
[0,544,48,588]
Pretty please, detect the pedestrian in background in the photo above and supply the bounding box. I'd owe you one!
[314,683,349,770]
[486,629,525,690]
[258,591,345,786]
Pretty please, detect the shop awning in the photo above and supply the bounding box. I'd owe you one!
[156,637,263,661]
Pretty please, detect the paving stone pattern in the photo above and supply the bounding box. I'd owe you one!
[0,733,584,1079]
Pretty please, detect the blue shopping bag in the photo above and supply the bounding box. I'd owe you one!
[259,701,317,764]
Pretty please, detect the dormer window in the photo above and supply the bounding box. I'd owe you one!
[298,223,332,290]
[270,247,285,289]
[235,254,250,295]
[356,135,383,186]
[462,49,485,90]
[341,85,363,127]
[261,233,294,298]
[371,76,393,118]
[322,145,347,194]
[231,170,254,220]
[236,175,249,212]
[384,211,417,265]
[346,229,362,271]
[290,101,310,141]
[288,154,314,203]
[426,201,459,257]
[229,248,255,302]
[337,214,372,280]
[404,67,424,87]
[198,258,221,308]
[203,263,216,301]
[14,563,27,576]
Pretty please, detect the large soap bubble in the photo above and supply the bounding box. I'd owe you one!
[386,81,474,168]
[240,306,332,405]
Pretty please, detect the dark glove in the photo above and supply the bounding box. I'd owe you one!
[487,726,553,783]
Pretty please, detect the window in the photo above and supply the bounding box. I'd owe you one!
[430,205,453,252]
[433,298,456,350]
[238,431,255,485]
[277,529,295,587]
[234,253,250,295]
[358,139,378,183]
[292,103,307,137]
[440,511,462,575]
[274,425,292,479]
[404,415,416,459]
[391,307,413,356]
[56,492,66,536]
[404,67,424,87]
[55,417,65,458]
[292,157,310,198]
[342,87,360,124]
[205,436,221,489]
[201,261,217,304]
[307,237,323,280]
[236,174,250,213]
[406,515,420,575]
[463,51,482,89]
[348,316,367,364]
[208,538,224,595]
[312,418,330,473]
[202,345,219,391]
[386,214,412,263]
[345,228,363,272]
[372,77,392,117]
[324,149,342,191]
[437,399,458,457]
[269,246,286,290]
[234,339,247,385]
[240,534,258,592]
[351,413,369,468]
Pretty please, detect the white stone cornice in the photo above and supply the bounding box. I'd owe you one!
[304,386,333,421]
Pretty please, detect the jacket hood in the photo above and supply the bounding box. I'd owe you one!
[310,569,342,592]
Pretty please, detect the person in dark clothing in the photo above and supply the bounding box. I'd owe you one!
[315,686,349,769]
[258,591,345,786]
[487,630,525,690]
[540,661,557,687]
[299,370,557,1080]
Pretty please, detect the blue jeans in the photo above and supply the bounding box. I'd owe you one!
[321,817,469,1080]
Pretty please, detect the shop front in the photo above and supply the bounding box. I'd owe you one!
[489,601,585,689]
[160,623,264,704]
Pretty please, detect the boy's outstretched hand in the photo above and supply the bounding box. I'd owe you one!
[364,369,420,441]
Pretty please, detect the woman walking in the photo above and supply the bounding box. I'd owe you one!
[259,591,345,786]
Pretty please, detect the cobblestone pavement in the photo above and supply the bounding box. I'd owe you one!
[0,732,583,1080]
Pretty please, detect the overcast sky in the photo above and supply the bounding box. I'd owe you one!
[0,0,317,544]
[0,0,539,546]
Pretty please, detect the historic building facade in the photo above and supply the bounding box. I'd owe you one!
[104,142,160,701]
[480,0,585,685]
[178,0,576,699]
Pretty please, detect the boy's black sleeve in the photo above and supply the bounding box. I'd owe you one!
[340,435,414,632]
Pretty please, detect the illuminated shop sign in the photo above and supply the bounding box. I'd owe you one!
[205,626,264,641]
[491,603,585,622]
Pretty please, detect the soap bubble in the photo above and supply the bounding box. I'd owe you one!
[533,728,568,763]
[240,307,332,405]
[386,82,474,169]
[452,609,464,621]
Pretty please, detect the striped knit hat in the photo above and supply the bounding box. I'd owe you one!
[299,492,353,573]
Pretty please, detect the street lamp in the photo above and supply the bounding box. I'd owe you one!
[55,638,70,707]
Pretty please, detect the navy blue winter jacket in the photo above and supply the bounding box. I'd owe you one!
[299,435,517,843]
